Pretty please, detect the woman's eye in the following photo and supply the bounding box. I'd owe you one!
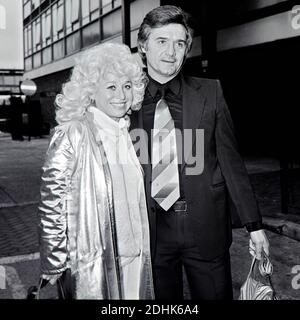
[125,84,132,90]
[107,85,116,90]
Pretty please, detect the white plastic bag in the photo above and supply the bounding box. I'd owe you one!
[239,253,278,300]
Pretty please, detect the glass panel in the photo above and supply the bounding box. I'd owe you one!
[57,1,64,31]
[82,20,100,47]
[52,3,57,41]
[35,18,41,50]
[82,0,90,25]
[42,46,52,64]
[114,0,121,8]
[90,10,99,20]
[25,57,32,71]
[65,0,72,34]
[102,10,121,39]
[33,52,41,68]
[102,14,112,39]
[90,0,99,11]
[28,25,32,54]
[32,22,35,50]
[32,0,40,10]
[53,40,64,60]
[102,0,112,14]
[66,31,81,55]
[72,0,80,22]
[45,9,51,38]
[32,18,41,51]
[24,2,31,18]
[42,10,51,46]
[24,27,28,55]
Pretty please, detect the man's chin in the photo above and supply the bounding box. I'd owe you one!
[161,68,178,77]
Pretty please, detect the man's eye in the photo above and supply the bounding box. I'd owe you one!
[177,42,186,49]
[158,40,166,45]
[125,84,132,90]
[107,85,116,90]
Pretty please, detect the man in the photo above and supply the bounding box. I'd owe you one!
[131,5,269,300]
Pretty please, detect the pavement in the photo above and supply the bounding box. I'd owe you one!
[0,132,299,300]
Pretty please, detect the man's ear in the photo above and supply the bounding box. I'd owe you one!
[140,43,147,53]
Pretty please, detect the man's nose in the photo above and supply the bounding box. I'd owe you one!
[166,43,176,57]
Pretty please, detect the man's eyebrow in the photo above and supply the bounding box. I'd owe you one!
[155,36,168,40]
[155,36,186,42]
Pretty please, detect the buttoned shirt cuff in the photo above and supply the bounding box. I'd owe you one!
[245,221,263,232]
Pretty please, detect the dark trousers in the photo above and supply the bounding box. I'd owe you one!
[153,209,233,300]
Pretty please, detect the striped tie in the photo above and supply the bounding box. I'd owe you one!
[151,97,180,211]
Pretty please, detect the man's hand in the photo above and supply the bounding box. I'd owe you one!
[249,229,269,260]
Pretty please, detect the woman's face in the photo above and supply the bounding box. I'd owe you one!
[94,72,133,120]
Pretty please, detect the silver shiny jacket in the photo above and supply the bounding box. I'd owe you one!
[38,111,154,299]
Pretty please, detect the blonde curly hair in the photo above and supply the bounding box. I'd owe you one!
[55,43,148,124]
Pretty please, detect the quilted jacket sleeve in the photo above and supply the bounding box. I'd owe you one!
[38,124,75,275]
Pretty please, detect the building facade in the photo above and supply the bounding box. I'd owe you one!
[23,0,300,146]
[22,0,160,130]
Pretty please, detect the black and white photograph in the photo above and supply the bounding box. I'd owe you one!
[0,0,299,315]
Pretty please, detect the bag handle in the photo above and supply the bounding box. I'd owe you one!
[27,277,49,299]
[247,252,278,299]
[27,276,66,299]
[248,250,273,277]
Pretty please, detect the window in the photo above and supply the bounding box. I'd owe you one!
[0,4,6,30]
[23,1,31,19]
[65,0,72,34]
[90,0,99,12]
[57,0,64,38]
[28,25,32,54]
[114,0,121,8]
[32,0,40,10]
[81,0,90,25]
[24,26,28,55]
[102,0,112,14]
[42,9,51,46]
[32,18,41,51]
[72,0,80,23]
[52,4,57,41]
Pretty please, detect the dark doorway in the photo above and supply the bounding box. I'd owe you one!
[215,37,300,159]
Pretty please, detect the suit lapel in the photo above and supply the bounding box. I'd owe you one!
[181,75,207,172]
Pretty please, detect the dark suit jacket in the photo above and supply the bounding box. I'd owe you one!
[130,74,261,260]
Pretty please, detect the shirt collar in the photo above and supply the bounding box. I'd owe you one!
[147,74,181,98]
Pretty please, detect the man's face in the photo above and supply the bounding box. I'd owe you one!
[142,23,187,83]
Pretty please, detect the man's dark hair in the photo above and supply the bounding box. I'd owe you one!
[137,5,193,65]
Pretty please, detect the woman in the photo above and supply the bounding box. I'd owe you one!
[38,43,154,299]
